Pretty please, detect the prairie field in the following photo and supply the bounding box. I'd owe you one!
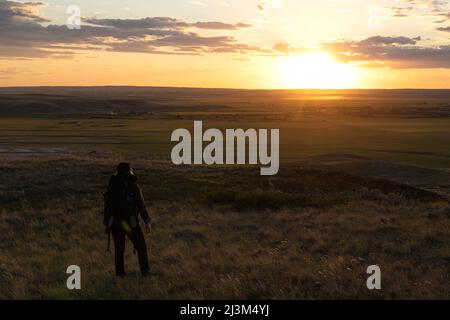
[0,88,449,299]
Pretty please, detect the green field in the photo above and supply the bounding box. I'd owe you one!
[0,114,449,169]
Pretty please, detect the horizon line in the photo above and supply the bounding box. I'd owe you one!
[0,85,450,91]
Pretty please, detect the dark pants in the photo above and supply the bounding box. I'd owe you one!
[112,221,149,275]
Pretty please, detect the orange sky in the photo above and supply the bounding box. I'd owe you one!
[0,0,449,88]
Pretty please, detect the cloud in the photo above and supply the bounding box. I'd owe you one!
[193,21,252,30]
[321,36,450,69]
[257,0,283,12]
[387,6,414,18]
[0,0,448,70]
[85,17,252,30]
[85,17,191,29]
[0,0,48,23]
[386,0,449,22]
[277,36,450,69]
[273,42,292,53]
[0,0,260,58]
[360,36,421,45]
[436,26,450,32]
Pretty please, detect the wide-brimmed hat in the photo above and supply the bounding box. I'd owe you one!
[116,162,133,175]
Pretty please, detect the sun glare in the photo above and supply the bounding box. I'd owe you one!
[278,51,358,89]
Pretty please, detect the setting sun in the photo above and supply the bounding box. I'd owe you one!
[278,52,358,89]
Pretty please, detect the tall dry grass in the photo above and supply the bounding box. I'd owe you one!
[0,156,448,299]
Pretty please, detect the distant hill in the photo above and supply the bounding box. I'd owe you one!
[0,87,449,116]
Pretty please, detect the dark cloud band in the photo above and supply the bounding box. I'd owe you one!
[0,0,259,58]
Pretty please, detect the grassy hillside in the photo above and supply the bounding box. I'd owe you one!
[0,156,448,299]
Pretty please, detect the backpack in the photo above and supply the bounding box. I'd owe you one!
[105,176,137,221]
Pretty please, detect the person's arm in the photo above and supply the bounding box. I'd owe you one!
[134,184,151,224]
